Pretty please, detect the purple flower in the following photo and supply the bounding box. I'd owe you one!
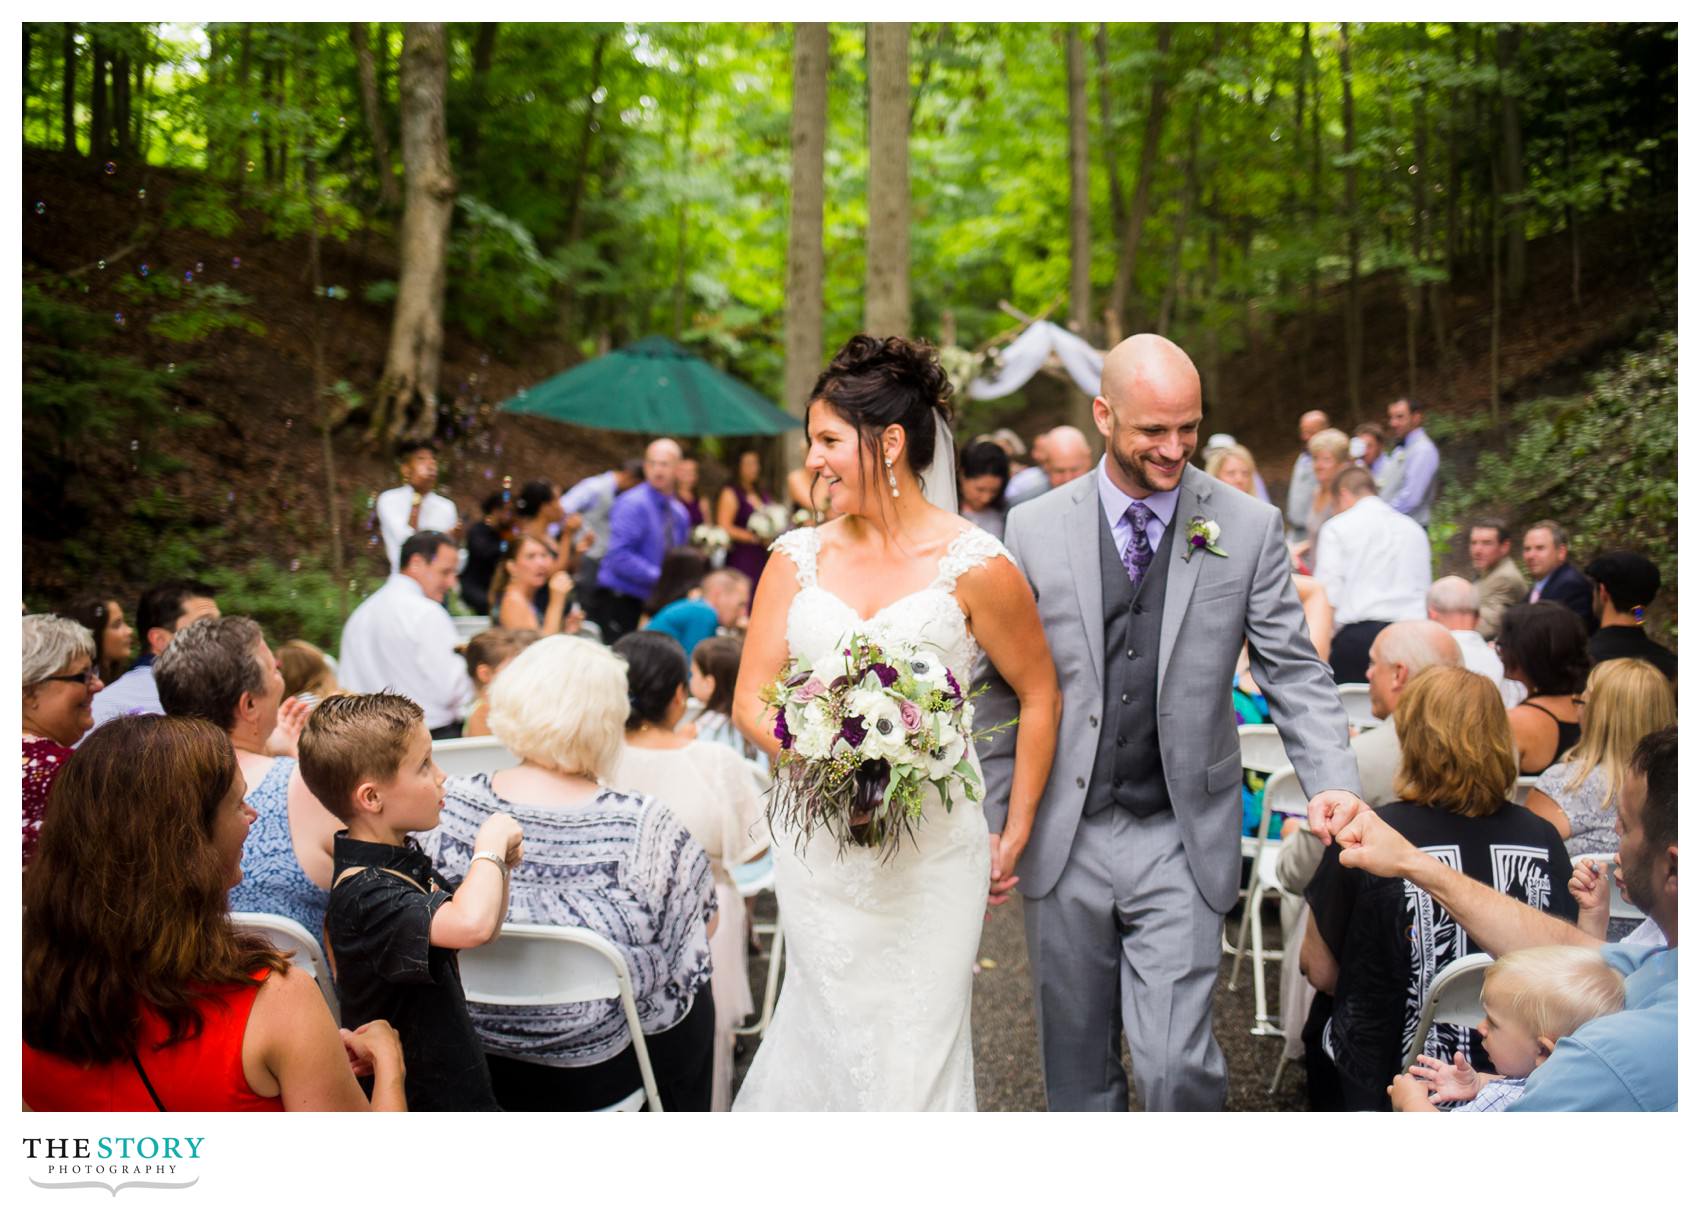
[899,700,923,732]
[773,711,794,749]
[869,662,899,688]
[944,670,962,700]
[840,716,868,748]
[1189,532,1208,549]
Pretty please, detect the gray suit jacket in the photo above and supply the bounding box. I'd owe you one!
[974,465,1361,913]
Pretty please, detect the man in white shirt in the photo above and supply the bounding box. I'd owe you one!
[1426,575,1526,710]
[1313,465,1431,683]
[338,531,472,738]
[375,440,461,572]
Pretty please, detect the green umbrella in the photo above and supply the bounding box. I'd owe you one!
[497,336,801,436]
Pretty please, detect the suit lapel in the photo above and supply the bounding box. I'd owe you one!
[1066,476,1105,689]
[1157,467,1211,700]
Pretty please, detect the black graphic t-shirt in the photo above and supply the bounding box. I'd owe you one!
[1307,800,1576,1093]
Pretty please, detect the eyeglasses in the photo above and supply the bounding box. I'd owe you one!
[38,668,103,688]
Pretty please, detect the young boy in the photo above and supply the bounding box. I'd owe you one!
[298,692,522,1112]
[1388,946,1625,1112]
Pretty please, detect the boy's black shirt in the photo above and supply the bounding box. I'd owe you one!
[327,832,501,1112]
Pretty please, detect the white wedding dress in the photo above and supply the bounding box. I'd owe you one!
[732,524,1008,1111]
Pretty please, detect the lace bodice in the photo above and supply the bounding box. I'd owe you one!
[771,524,1013,679]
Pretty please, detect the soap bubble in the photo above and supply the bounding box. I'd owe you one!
[140,263,150,277]
[231,256,242,269]
[34,201,45,215]
[246,160,256,173]
[137,188,146,200]
[104,161,117,175]
[98,259,106,270]
[184,271,194,282]
[114,312,126,327]
[130,440,139,451]
[195,261,204,273]
[289,559,301,572]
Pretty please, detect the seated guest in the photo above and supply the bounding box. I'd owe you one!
[688,634,767,769]
[1468,518,1526,641]
[610,632,766,1111]
[717,448,778,587]
[1302,666,1575,1110]
[278,639,339,704]
[1584,551,1676,683]
[1313,465,1431,683]
[643,545,711,621]
[492,534,577,636]
[1521,520,1593,625]
[89,580,220,731]
[299,693,521,1113]
[1526,658,1674,858]
[418,636,717,1111]
[376,439,460,572]
[1325,726,1676,1112]
[1499,602,1590,774]
[157,617,342,939]
[65,596,136,684]
[459,489,516,615]
[958,440,1011,541]
[1390,946,1624,1112]
[23,714,406,1111]
[460,627,540,738]
[647,568,751,661]
[22,615,102,866]
[1425,575,1524,709]
[338,530,473,740]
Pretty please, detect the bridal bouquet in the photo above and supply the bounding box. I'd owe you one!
[693,523,731,554]
[747,503,792,542]
[762,631,1000,858]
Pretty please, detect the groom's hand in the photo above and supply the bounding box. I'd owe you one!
[987,832,1023,909]
[1305,789,1368,846]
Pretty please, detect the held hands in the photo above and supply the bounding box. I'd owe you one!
[1333,809,1419,879]
[1305,789,1369,847]
[475,811,525,869]
[266,695,315,758]
[1386,1072,1442,1112]
[986,831,1026,909]
[341,1019,403,1078]
[1407,1050,1486,1105]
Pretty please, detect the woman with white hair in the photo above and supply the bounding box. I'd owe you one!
[418,635,718,1111]
[22,615,102,865]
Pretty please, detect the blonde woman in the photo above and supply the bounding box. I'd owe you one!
[1290,427,1351,566]
[1204,442,1259,499]
[1525,658,1675,857]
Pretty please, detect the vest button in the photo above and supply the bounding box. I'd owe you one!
[1075,776,1085,789]
[1126,648,1137,660]
[1088,715,1099,728]
[1121,692,1132,705]
[1133,603,1144,615]
[1116,735,1127,747]
[1113,779,1123,790]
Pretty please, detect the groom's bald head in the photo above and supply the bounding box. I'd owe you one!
[1094,335,1203,497]
[1098,334,1203,422]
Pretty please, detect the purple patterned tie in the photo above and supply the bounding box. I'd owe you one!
[1123,500,1155,590]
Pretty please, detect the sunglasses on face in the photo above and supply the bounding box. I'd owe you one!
[39,668,102,688]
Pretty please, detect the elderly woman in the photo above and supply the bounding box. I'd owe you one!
[1499,602,1591,774]
[611,632,768,1111]
[66,596,136,684]
[23,714,406,1111]
[1302,667,1576,1110]
[418,635,718,1112]
[22,615,103,866]
[155,616,342,939]
[1290,427,1351,567]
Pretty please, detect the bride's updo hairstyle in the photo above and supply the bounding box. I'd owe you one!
[809,335,954,494]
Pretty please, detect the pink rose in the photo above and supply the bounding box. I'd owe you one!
[899,700,924,733]
[796,677,827,702]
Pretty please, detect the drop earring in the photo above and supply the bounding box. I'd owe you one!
[885,455,899,498]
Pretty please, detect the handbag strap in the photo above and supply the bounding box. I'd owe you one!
[130,1050,167,1112]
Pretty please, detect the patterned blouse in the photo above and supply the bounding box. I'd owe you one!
[1533,761,1619,858]
[227,758,330,940]
[419,775,715,1067]
[22,737,73,867]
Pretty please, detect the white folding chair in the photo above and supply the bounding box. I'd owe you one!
[459,923,663,1112]
[1403,951,1494,1071]
[1509,775,1541,806]
[1572,853,1647,922]
[451,614,491,645]
[1237,723,1291,776]
[431,735,521,778]
[731,852,784,1037]
[1336,683,1378,730]
[1227,766,1307,1038]
[230,911,339,1021]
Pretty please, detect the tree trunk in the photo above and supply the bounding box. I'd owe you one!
[670,61,701,340]
[113,51,131,159]
[1406,76,1428,399]
[233,23,253,188]
[1563,102,1581,307]
[1339,25,1363,422]
[1106,23,1173,339]
[784,22,829,474]
[462,22,499,174]
[351,23,400,209]
[1094,24,1126,237]
[89,38,107,159]
[372,23,457,445]
[61,24,76,154]
[1489,159,1502,426]
[864,22,911,337]
[1065,25,1095,431]
[555,32,609,345]
[1158,96,1201,336]
[24,25,32,121]
[1496,24,1526,305]
[1301,21,1320,398]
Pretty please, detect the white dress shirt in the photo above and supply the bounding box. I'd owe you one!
[337,575,472,730]
[1450,627,1527,710]
[376,485,460,572]
[1313,495,1431,627]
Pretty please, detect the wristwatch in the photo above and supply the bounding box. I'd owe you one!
[471,850,509,877]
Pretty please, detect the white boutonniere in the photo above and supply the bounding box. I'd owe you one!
[1184,515,1227,561]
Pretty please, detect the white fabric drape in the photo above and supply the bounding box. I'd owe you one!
[966,321,1104,400]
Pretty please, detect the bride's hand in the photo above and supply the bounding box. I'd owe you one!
[987,831,1025,908]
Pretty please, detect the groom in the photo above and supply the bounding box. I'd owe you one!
[975,334,1365,1111]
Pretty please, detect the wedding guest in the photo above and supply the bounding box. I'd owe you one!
[65,596,136,684]
[958,439,1011,540]
[459,489,516,616]
[1291,427,1351,565]
[1302,666,1575,1110]
[491,534,576,637]
[1042,424,1093,488]
[1499,602,1590,774]
[1521,520,1593,625]
[1383,397,1440,526]
[1583,551,1676,682]
[89,580,220,730]
[156,616,341,939]
[1284,409,1329,533]
[338,531,473,740]
[300,693,521,1112]
[418,636,717,1112]
[596,438,692,643]
[459,627,540,738]
[1351,422,1389,480]
[513,479,575,584]
[1204,440,1260,499]
[22,615,101,866]
[677,457,706,530]
[646,568,751,662]
[1468,518,1527,641]
[561,459,646,619]
[643,545,711,621]
[611,632,767,1112]
[1313,466,1431,683]
[1425,576,1524,709]
[1003,429,1053,507]
[376,439,460,572]
[22,714,408,1112]
[278,639,340,704]
[717,448,778,586]
[687,634,766,768]
[1525,658,1674,858]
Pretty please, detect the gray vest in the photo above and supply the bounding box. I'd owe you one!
[1085,505,1175,817]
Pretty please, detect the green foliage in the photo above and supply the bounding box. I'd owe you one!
[203,553,380,653]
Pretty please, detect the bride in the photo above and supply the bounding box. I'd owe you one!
[730,335,1060,1111]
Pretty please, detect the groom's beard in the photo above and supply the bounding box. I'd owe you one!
[1108,435,1193,496]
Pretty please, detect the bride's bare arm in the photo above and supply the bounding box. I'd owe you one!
[732,551,802,758]
[959,556,1060,886]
